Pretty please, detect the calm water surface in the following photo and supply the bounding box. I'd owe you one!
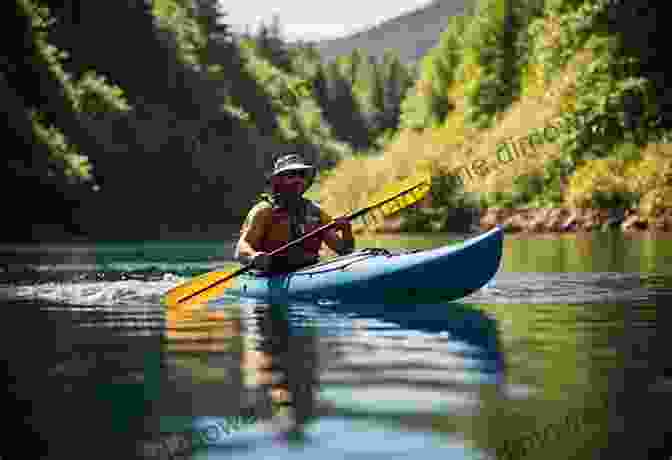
[2,231,672,459]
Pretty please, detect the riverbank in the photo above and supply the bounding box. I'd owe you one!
[369,207,672,237]
[479,207,668,234]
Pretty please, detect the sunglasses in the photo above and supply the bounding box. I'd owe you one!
[276,170,306,179]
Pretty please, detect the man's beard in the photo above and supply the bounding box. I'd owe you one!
[272,184,306,245]
[272,182,304,209]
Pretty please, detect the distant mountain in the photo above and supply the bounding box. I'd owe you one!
[312,0,472,65]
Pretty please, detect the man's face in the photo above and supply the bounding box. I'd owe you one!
[271,170,307,195]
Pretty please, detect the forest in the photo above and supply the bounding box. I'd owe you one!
[3,0,669,240]
[3,0,414,240]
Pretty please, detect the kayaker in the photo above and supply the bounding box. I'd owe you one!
[234,153,355,273]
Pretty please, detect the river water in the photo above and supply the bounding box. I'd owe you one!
[1,231,671,459]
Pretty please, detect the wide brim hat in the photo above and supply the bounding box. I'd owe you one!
[266,153,316,189]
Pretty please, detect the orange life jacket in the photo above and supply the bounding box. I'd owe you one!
[243,197,331,263]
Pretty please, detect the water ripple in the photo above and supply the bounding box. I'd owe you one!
[466,272,669,304]
[3,271,669,308]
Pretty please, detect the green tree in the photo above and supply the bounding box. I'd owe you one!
[354,54,386,136]
[399,14,468,129]
[191,2,279,137]
[312,63,331,110]
[254,14,293,73]
[461,0,544,128]
[348,48,363,87]
[369,56,387,131]
[317,61,371,150]
[380,51,413,132]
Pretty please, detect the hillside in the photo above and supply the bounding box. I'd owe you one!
[317,0,671,234]
[314,0,472,65]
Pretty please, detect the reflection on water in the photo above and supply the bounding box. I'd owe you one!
[156,293,672,460]
[153,298,505,458]
[3,233,672,459]
[313,302,505,417]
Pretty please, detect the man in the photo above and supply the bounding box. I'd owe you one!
[235,153,355,273]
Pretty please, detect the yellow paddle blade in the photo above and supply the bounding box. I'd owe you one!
[163,269,236,309]
[366,172,432,217]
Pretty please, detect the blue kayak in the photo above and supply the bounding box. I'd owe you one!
[223,226,503,304]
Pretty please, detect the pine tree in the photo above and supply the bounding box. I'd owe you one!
[312,63,331,108]
[349,48,363,86]
[357,54,385,136]
[317,60,370,150]
[190,3,278,137]
[370,56,386,117]
[254,14,293,72]
[194,0,232,42]
[380,51,411,131]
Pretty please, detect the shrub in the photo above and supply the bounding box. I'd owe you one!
[565,157,634,208]
[639,187,672,220]
[625,143,672,218]
[512,173,544,206]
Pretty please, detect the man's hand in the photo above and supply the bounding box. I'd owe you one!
[251,252,272,271]
[329,216,354,255]
[332,216,352,234]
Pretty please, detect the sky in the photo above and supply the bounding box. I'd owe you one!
[219,0,436,42]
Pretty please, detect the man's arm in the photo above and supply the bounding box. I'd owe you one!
[234,205,270,265]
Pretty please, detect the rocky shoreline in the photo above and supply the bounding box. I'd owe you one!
[374,207,672,236]
[479,207,672,234]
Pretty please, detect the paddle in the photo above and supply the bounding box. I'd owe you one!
[163,172,432,308]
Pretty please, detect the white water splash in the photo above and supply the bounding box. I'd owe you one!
[0,273,184,307]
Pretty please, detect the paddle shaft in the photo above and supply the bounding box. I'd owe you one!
[175,179,428,304]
